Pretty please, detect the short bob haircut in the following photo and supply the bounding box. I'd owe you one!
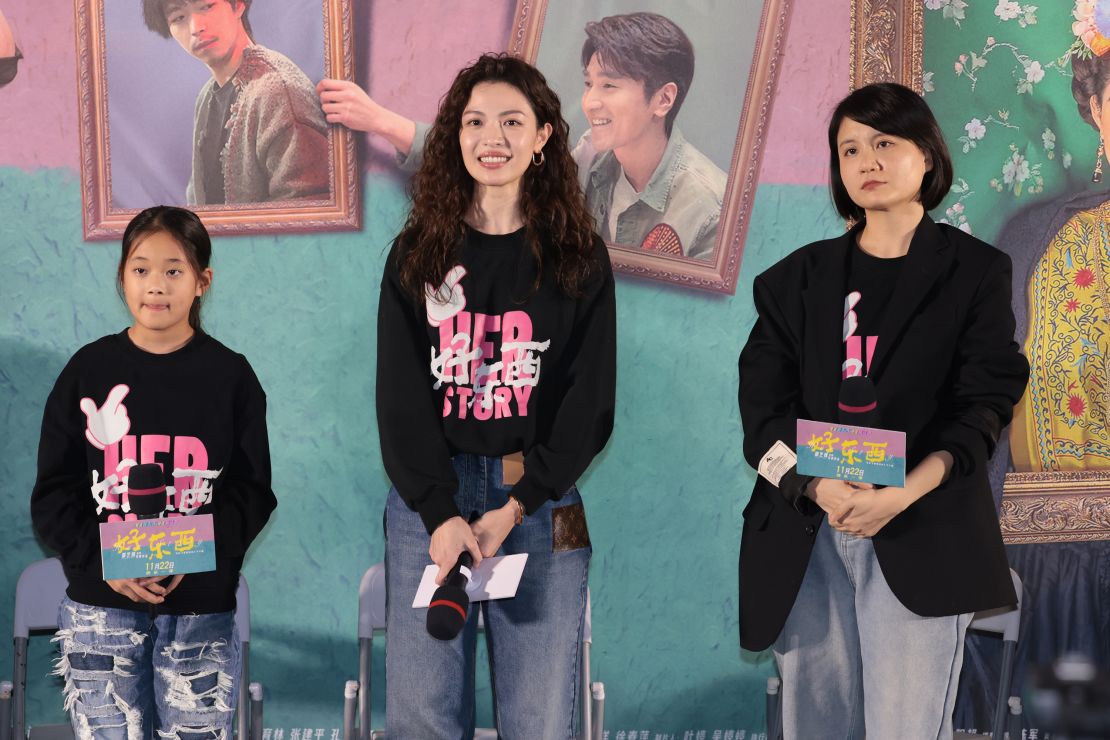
[580,12,695,137]
[142,0,253,42]
[827,82,953,222]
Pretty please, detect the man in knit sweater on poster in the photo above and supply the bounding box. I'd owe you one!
[142,0,330,205]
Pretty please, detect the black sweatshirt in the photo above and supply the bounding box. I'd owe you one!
[377,227,616,534]
[30,331,277,614]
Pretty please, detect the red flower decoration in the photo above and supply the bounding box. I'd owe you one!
[1075,268,1096,288]
[1068,394,1086,417]
[1065,298,1081,313]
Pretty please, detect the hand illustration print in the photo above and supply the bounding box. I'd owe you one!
[426,265,468,327]
[80,384,131,450]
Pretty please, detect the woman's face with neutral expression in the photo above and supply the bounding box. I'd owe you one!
[836,117,931,216]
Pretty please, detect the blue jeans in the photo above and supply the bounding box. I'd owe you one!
[774,520,972,740]
[384,454,591,739]
[56,597,240,740]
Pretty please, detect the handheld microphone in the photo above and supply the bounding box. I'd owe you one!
[126,463,168,519]
[838,375,878,427]
[426,551,474,641]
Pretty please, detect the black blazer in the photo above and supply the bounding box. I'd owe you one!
[737,215,1029,652]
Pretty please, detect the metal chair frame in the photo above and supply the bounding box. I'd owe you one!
[965,568,1025,740]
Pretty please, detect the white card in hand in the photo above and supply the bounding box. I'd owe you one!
[412,553,529,608]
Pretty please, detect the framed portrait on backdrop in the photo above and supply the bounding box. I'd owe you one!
[851,0,1110,545]
[508,0,789,294]
[75,0,359,240]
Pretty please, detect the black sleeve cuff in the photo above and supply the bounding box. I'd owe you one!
[507,477,550,518]
[778,465,817,514]
[417,493,463,536]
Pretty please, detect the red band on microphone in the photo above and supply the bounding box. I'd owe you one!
[127,486,165,495]
[837,401,877,414]
[429,599,467,620]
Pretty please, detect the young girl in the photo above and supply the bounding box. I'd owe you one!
[737,83,1029,738]
[376,54,615,737]
[31,206,277,740]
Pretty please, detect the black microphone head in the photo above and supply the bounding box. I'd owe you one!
[427,584,470,640]
[838,375,878,426]
[127,463,167,518]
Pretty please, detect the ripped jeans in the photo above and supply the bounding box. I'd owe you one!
[55,597,240,740]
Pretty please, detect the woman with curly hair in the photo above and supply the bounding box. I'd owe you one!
[374,53,615,737]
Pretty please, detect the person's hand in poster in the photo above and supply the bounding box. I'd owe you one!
[316,78,416,155]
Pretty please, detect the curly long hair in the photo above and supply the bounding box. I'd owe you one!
[397,53,597,301]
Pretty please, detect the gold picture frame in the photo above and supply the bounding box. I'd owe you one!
[509,0,791,294]
[75,0,360,239]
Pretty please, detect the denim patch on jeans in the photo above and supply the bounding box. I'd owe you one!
[55,597,240,740]
[384,453,591,739]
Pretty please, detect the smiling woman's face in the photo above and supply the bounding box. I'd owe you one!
[458,81,551,196]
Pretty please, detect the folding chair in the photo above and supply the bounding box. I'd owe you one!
[341,562,605,740]
[0,558,263,740]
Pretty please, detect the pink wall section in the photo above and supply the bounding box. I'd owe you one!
[0,0,514,174]
[359,0,517,169]
[0,0,845,185]
[759,0,850,185]
[0,2,80,171]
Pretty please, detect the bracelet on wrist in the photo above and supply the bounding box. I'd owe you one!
[507,495,525,525]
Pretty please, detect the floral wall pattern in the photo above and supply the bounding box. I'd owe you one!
[925,0,1101,239]
[924,4,1110,732]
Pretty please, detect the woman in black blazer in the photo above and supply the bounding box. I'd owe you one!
[737,83,1028,738]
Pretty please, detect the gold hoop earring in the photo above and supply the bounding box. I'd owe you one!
[532,150,545,167]
[1095,141,1105,184]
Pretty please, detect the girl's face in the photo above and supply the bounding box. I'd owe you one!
[121,230,210,344]
[458,81,552,197]
[836,117,931,216]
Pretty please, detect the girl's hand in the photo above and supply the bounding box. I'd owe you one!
[429,516,482,585]
[138,574,184,598]
[107,578,165,604]
[470,503,517,558]
[806,477,874,517]
[831,487,908,537]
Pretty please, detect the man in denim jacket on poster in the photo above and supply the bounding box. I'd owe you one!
[575,12,727,261]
